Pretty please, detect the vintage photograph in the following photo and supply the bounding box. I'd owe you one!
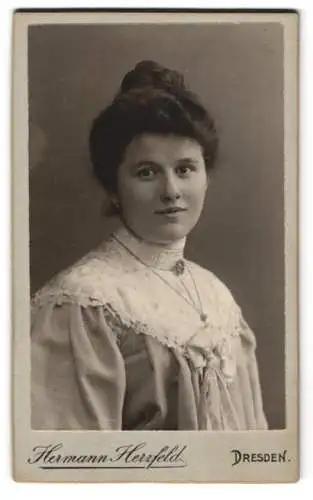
[12,10,298,482]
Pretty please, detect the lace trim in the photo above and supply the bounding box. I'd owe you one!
[32,285,247,384]
[31,244,255,378]
[32,280,243,338]
[99,299,245,384]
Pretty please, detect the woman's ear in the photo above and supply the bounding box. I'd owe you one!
[109,195,121,214]
[101,193,121,217]
[110,194,120,207]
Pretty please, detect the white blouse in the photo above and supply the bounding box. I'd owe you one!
[31,225,268,430]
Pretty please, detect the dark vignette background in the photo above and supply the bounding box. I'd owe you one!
[28,22,285,429]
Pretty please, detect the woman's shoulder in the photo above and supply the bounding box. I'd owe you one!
[31,245,120,309]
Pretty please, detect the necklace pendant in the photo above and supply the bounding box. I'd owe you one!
[200,312,208,323]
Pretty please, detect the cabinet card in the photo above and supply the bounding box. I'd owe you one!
[12,10,299,483]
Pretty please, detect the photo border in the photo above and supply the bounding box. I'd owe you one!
[12,10,299,483]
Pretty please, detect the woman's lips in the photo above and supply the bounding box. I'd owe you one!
[155,207,187,214]
[154,208,187,222]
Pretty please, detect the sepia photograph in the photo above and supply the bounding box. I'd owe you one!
[12,10,299,482]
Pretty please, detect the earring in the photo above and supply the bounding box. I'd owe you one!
[113,198,120,208]
[109,197,121,216]
[101,196,121,217]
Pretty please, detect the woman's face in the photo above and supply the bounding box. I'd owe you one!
[117,133,208,244]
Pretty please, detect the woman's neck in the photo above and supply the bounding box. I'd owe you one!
[111,223,186,272]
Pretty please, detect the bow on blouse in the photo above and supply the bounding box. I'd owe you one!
[185,336,241,430]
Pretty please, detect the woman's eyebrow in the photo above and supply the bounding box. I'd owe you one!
[176,157,199,164]
[130,157,200,171]
[132,160,160,169]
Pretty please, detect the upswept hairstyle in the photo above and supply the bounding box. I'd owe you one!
[89,60,219,194]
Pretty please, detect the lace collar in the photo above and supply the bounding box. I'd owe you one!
[109,224,186,272]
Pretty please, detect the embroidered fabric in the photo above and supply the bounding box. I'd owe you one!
[31,227,255,386]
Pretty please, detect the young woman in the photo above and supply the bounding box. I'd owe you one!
[31,60,268,431]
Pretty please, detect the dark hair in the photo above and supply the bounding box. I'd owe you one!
[89,60,219,193]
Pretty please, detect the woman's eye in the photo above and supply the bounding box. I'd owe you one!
[176,164,194,176]
[136,167,156,179]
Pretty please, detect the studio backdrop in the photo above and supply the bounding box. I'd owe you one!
[28,22,285,430]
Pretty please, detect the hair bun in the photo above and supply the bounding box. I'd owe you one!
[119,60,186,97]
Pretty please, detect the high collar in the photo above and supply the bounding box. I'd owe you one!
[110,224,186,271]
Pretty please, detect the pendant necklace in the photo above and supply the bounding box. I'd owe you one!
[113,235,208,325]
[179,263,208,324]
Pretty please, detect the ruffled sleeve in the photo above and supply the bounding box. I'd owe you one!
[31,302,126,429]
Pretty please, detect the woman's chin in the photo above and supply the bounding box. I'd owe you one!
[143,224,191,245]
[123,217,198,245]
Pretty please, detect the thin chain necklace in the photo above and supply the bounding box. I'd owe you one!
[113,235,208,324]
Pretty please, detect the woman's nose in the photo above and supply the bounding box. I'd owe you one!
[160,175,181,202]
